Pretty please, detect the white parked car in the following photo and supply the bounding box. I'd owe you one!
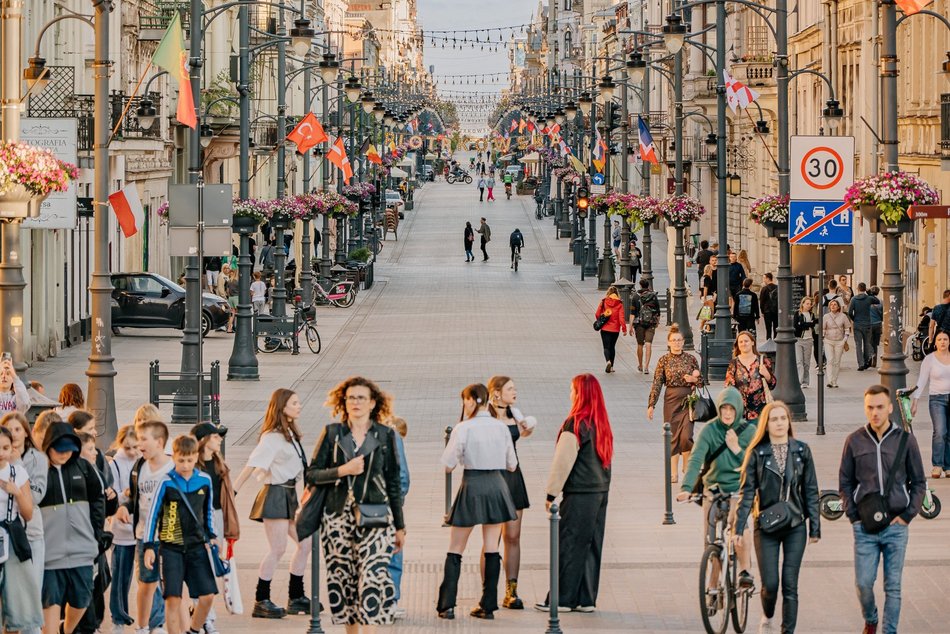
[385,190,405,218]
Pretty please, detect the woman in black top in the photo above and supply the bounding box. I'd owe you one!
[487,375,537,610]
[464,222,475,262]
[735,401,820,634]
[306,376,405,630]
[793,297,818,388]
[537,374,613,613]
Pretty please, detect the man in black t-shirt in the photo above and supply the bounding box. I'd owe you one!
[694,240,714,286]
[929,289,950,344]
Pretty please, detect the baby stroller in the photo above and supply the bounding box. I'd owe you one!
[911,306,932,361]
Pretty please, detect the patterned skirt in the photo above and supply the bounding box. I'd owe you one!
[321,501,396,626]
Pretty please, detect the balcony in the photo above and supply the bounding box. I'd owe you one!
[732,60,775,88]
[139,1,190,41]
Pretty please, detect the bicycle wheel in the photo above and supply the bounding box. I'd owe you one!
[333,288,357,308]
[699,544,729,634]
[514,252,519,272]
[729,550,750,633]
[373,239,383,255]
[257,335,282,353]
[305,324,322,354]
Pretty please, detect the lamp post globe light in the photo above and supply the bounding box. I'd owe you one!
[662,14,687,54]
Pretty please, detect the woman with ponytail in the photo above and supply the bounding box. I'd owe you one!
[536,374,613,613]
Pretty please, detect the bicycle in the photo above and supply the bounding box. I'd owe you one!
[694,488,751,634]
[512,245,522,272]
[312,277,357,308]
[257,301,321,354]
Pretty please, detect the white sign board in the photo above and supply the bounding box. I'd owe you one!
[21,118,79,229]
[790,135,854,201]
[590,183,606,194]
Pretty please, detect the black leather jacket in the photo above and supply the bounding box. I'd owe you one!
[793,311,817,338]
[305,422,405,530]
[735,439,821,538]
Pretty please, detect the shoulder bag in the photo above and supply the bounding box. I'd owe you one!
[295,426,338,542]
[593,300,609,331]
[0,465,31,561]
[348,433,390,529]
[689,386,716,423]
[856,431,909,534]
[176,482,230,577]
[759,356,775,404]
[757,449,802,534]
[691,421,750,504]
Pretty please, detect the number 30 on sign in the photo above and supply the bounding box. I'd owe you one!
[790,136,854,201]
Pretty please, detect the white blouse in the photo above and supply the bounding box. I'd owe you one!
[246,432,307,484]
[441,411,518,471]
[917,354,950,396]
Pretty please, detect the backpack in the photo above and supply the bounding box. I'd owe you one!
[762,284,778,313]
[637,291,659,326]
[737,293,754,317]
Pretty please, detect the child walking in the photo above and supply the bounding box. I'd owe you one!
[109,425,141,632]
[386,416,410,619]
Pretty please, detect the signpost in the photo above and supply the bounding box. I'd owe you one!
[790,136,855,201]
[789,201,853,245]
[21,119,78,229]
[909,205,950,219]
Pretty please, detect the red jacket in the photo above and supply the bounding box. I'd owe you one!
[596,295,627,334]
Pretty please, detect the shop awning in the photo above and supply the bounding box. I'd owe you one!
[520,152,540,162]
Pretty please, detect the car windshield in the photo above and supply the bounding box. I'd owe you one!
[151,273,185,293]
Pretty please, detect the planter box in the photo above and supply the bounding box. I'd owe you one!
[869,218,915,235]
[761,219,788,238]
[270,213,291,230]
[0,185,46,219]
[232,215,259,234]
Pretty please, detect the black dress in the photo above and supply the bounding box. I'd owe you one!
[501,423,530,510]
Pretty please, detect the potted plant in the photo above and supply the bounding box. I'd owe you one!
[268,196,305,228]
[659,194,707,228]
[347,246,371,263]
[232,198,270,232]
[749,194,790,237]
[0,141,80,218]
[845,171,940,232]
[156,201,170,226]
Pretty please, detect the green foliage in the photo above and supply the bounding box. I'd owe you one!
[202,70,238,117]
[348,247,372,263]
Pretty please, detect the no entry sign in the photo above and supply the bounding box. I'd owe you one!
[790,136,854,201]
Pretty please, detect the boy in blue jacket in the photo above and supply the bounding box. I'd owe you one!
[143,436,218,634]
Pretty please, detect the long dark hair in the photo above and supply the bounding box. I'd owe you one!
[563,374,613,468]
[732,330,760,357]
[460,384,489,422]
[261,388,303,442]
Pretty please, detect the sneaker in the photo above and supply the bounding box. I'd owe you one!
[574,605,596,613]
[862,623,878,634]
[801,383,809,389]
[112,626,127,634]
[252,599,287,619]
[605,361,613,373]
[150,629,168,634]
[758,616,775,633]
[932,467,943,479]
[392,607,408,620]
[203,622,219,634]
[287,596,311,615]
[738,570,755,589]
[534,602,571,613]
[470,606,494,620]
[135,629,148,634]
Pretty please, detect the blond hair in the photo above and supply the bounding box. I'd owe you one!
[386,416,408,438]
[133,403,162,425]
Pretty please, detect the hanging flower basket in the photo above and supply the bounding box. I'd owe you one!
[659,195,707,228]
[156,200,170,226]
[0,185,48,219]
[0,141,79,219]
[844,171,939,230]
[341,182,376,202]
[749,194,789,237]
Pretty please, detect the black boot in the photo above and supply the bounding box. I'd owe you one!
[437,553,462,618]
[472,552,501,619]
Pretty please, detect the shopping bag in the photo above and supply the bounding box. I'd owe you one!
[223,550,244,615]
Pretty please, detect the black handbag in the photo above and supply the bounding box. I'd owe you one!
[757,452,799,534]
[348,450,390,529]
[1,465,32,562]
[857,431,909,534]
[690,387,716,423]
[593,300,609,331]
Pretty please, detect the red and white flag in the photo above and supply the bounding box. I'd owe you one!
[109,184,145,238]
[287,112,328,154]
[723,70,760,114]
[895,0,932,15]
[328,136,353,184]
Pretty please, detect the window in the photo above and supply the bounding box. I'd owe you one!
[564,0,573,11]
[564,30,572,56]
[942,94,950,161]
[131,276,166,296]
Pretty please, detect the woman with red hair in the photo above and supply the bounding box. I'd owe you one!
[535,374,613,613]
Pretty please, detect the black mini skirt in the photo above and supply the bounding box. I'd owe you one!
[249,479,299,522]
[448,470,517,527]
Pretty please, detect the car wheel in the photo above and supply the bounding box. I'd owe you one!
[112,327,121,336]
[201,312,212,337]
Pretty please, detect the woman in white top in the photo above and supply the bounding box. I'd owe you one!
[822,299,851,388]
[234,388,312,619]
[912,331,950,478]
[436,384,517,621]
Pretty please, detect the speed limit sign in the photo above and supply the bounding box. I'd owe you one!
[790,136,854,201]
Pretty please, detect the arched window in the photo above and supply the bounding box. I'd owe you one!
[564,30,573,56]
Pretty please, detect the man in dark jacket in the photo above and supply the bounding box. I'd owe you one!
[733,278,759,334]
[847,282,881,370]
[839,384,926,634]
[728,251,746,298]
[868,286,883,367]
[694,240,714,286]
[758,273,779,340]
[40,423,106,634]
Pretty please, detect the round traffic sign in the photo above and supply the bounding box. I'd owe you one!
[800,146,844,191]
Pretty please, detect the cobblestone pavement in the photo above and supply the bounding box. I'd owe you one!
[35,165,950,632]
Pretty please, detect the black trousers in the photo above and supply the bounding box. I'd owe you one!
[556,492,608,608]
[481,238,489,260]
[479,187,485,201]
[754,523,807,633]
[764,312,779,340]
[600,330,620,364]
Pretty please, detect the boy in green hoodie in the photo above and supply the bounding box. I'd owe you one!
[677,386,757,587]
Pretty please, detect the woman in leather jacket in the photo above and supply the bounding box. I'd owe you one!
[735,401,820,634]
[306,376,405,630]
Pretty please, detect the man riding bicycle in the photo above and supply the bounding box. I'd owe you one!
[503,171,514,187]
[677,387,757,591]
[509,228,525,269]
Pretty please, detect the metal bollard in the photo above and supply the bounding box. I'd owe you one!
[306,530,325,633]
[663,423,676,525]
[545,503,563,634]
[443,425,453,527]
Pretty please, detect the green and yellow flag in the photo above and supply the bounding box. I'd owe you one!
[151,12,196,129]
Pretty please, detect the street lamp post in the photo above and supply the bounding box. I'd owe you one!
[634,50,655,290]
[300,49,315,305]
[583,101,599,278]
[270,9,290,319]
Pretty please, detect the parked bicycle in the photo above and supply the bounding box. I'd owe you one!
[257,299,321,354]
[312,277,357,308]
[692,488,751,634]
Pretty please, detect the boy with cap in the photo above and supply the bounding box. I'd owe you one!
[39,422,106,634]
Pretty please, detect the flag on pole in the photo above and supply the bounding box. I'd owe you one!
[895,0,932,14]
[359,137,383,165]
[510,120,518,132]
[568,154,586,174]
[547,123,561,139]
[723,70,760,114]
[558,138,572,156]
[151,12,197,129]
[109,184,145,238]
[592,126,607,172]
[637,116,659,165]
[286,112,328,154]
[518,119,527,134]
[328,137,353,184]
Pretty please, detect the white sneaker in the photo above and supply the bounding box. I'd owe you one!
[392,607,407,620]
[111,626,126,634]
[150,628,168,634]
[758,616,775,633]
[203,622,220,634]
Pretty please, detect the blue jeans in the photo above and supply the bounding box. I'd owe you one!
[928,394,950,469]
[110,545,135,626]
[388,550,403,602]
[853,522,909,633]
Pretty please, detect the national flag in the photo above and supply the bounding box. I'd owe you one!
[547,123,561,139]
[895,0,932,14]
[723,70,760,114]
[286,112,328,154]
[637,116,659,165]
[558,138,572,157]
[361,137,383,165]
[328,137,353,183]
[526,120,535,132]
[539,126,549,136]
[109,184,145,238]
[151,12,196,129]
[518,119,527,134]
[509,120,518,132]
[592,127,607,172]
[568,154,586,173]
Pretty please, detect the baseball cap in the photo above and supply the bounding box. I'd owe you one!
[50,436,80,453]
[191,422,228,442]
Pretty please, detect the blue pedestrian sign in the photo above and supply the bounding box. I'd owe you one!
[592,173,605,185]
[788,201,853,245]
